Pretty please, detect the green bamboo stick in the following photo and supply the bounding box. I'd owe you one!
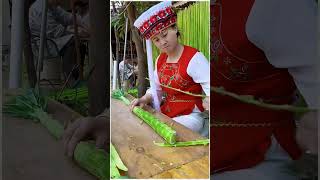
[146,78,206,98]
[212,86,315,113]
[153,139,209,147]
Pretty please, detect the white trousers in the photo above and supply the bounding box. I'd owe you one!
[173,112,205,133]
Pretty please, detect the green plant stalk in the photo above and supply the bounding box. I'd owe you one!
[111,143,128,171]
[110,143,128,179]
[74,141,109,180]
[133,107,176,144]
[111,90,131,105]
[111,89,177,144]
[153,139,209,147]
[146,78,206,98]
[212,86,314,114]
[35,109,64,139]
[3,90,109,180]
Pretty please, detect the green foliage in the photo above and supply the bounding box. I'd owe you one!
[111,90,131,105]
[110,143,128,179]
[127,88,138,98]
[50,87,89,116]
[152,2,210,61]
[112,15,126,40]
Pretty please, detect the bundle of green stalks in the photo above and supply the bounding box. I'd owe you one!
[50,87,89,116]
[127,88,138,98]
[52,87,89,104]
[3,89,109,180]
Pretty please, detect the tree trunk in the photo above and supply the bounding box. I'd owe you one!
[114,28,121,89]
[111,1,121,89]
[88,0,109,116]
[23,0,37,88]
[127,2,148,97]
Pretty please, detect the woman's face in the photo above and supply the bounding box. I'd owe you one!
[151,27,178,54]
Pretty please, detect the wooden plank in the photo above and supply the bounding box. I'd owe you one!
[111,98,209,178]
[151,155,209,179]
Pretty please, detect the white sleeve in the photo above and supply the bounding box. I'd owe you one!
[146,58,163,102]
[246,0,319,108]
[187,52,210,96]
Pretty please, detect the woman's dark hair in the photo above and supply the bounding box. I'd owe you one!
[170,24,180,37]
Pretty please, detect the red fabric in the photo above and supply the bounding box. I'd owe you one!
[210,0,302,173]
[138,7,177,39]
[157,46,204,118]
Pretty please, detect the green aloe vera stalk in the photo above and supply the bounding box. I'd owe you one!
[3,89,109,180]
[133,107,176,144]
[111,90,131,105]
[111,143,128,171]
[111,143,128,179]
[153,139,209,147]
[111,89,176,144]
[74,141,109,180]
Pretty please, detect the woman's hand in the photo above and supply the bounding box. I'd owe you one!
[296,111,318,154]
[63,116,109,157]
[130,98,147,111]
[203,97,210,111]
[130,94,153,111]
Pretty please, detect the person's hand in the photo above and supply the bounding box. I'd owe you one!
[203,96,209,111]
[133,66,139,75]
[296,111,318,155]
[130,98,147,111]
[66,26,89,38]
[63,116,109,158]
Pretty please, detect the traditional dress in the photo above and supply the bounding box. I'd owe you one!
[134,1,210,133]
[211,0,318,179]
[147,45,210,133]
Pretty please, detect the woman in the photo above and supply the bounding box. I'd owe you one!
[130,1,210,134]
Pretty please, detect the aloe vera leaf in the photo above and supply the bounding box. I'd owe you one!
[111,159,121,179]
[133,107,176,144]
[35,110,64,139]
[111,143,128,171]
[74,141,109,180]
[111,89,177,144]
[153,139,209,147]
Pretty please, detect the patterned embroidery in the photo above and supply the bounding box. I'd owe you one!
[230,64,249,81]
[159,63,191,89]
[212,3,253,82]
